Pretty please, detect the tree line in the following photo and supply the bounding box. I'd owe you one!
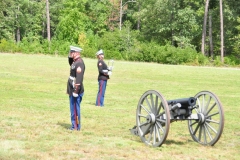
[0,0,240,66]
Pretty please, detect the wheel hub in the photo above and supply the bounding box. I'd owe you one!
[146,113,156,124]
[198,113,205,124]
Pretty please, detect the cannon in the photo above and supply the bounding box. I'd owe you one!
[130,90,224,147]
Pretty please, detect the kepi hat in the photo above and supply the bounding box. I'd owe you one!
[96,49,104,56]
[70,46,83,53]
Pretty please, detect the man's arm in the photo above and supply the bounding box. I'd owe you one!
[73,62,84,96]
[98,61,108,75]
[68,57,73,66]
[68,52,73,66]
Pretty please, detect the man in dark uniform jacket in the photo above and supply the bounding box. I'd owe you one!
[67,46,85,130]
[95,49,112,107]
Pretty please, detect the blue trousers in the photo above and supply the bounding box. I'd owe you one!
[96,80,107,106]
[69,92,83,130]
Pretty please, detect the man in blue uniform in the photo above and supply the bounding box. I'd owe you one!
[67,46,85,130]
[95,49,111,107]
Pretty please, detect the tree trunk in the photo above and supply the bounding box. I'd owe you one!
[201,0,210,55]
[209,11,213,58]
[46,0,51,41]
[119,0,122,30]
[137,3,140,30]
[220,0,224,63]
[16,5,20,42]
[16,28,20,42]
[42,17,45,38]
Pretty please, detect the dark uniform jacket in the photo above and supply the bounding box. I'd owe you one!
[67,57,85,95]
[97,59,109,81]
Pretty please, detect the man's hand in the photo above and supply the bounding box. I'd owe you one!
[103,69,108,75]
[108,71,112,75]
[73,85,79,97]
[73,92,78,97]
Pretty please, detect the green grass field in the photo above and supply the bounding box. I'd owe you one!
[0,53,239,160]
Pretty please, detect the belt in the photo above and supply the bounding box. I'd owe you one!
[69,76,75,80]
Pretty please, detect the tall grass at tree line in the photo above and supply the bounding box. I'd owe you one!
[0,53,239,160]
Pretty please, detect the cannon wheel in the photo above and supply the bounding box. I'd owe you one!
[136,90,170,147]
[188,91,224,146]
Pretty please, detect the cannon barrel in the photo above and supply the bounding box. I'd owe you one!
[167,97,196,108]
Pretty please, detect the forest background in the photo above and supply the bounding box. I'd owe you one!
[0,0,240,66]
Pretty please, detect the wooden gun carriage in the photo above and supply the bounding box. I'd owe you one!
[130,90,224,147]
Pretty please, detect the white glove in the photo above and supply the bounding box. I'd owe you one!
[103,70,108,73]
[108,71,112,75]
[72,92,78,97]
[107,66,113,71]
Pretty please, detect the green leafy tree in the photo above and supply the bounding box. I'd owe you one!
[135,0,200,48]
[172,7,199,48]
[85,0,111,35]
[0,0,15,40]
[55,0,111,43]
[222,1,240,56]
[232,17,240,57]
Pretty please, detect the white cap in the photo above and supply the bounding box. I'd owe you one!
[70,46,82,52]
[96,49,104,56]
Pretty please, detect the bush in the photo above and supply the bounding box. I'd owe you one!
[194,54,209,66]
[0,39,20,53]
[48,39,73,56]
[213,56,223,66]
[153,45,205,65]
[224,55,240,66]
[82,46,97,58]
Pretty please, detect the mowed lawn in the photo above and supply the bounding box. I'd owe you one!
[0,53,239,160]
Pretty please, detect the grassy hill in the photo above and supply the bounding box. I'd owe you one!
[0,53,239,160]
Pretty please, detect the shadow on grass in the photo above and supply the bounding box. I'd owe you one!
[164,139,185,145]
[85,102,97,106]
[129,137,188,147]
[57,122,71,129]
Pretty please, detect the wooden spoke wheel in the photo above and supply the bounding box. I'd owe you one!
[136,90,170,147]
[188,91,224,146]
